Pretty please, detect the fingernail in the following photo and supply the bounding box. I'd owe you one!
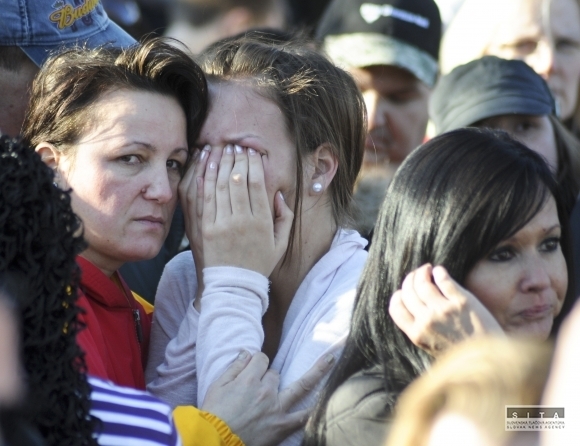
[278,191,285,201]
[433,266,445,280]
[200,150,208,160]
[225,144,233,154]
[209,161,217,170]
[238,350,249,360]
[324,353,334,365]
[248,147,256,155]
[235,144,243,154]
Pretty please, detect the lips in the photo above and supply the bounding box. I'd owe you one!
[134,216,165,228]
[366,131,393,153]
[518,304,553,320]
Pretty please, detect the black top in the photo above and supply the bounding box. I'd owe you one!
[324,364,398,446]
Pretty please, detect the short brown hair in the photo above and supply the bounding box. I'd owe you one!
[22,37,208,158]
[198,34,367,253]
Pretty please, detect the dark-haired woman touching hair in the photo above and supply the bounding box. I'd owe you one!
[303,128,572,446]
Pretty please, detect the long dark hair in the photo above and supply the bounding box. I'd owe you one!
[304,128,573,445]
[0,135,96,445]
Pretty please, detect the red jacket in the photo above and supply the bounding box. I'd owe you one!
[76,256,152,390]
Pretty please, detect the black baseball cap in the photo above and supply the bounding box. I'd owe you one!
[317,0,442,86]
[430,56,557,134]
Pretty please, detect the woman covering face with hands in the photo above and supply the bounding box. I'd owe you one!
[146,34,368,446]
[303,128,573,446]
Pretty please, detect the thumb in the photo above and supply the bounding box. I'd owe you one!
[279,353,334,411]
[210,350,252,388]
[432,266,466,302]
[273,191,293,258]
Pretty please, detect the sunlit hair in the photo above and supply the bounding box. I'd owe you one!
[0,135,95,445]
[386,337,552,446]
[197,33,367,256]
[304,128,573,445]
[21,37,208,164]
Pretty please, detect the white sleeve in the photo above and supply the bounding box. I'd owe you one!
[195,266,269,406]
[145,252,200,408]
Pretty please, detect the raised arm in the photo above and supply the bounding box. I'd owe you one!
[145,252,201,406]
[182,143,293,405]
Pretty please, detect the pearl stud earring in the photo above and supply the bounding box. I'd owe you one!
[312,182,323,193]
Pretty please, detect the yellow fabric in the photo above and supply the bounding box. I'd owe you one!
[173,406,244,446]
[132,291,154,314]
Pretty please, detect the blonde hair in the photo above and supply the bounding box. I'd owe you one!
[386,337,553,446]
[440,0,510,74]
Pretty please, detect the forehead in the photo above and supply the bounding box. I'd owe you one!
[81,89,181,133]
[201,81,290,142]
[71,89,187,154]
[512,194,560,237]
[493,0,542,37]
[490,0,580,42]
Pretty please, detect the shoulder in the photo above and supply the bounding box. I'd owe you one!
[155,250,197,306]
[163,250,196,277]
[324,366,395,446]
[328,229,368,282]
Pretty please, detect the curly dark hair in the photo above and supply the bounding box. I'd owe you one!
[0,135,96,445]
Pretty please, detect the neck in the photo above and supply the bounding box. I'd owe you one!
[269,208,337,314]
[261,210,337,361]
[79,250,122,278]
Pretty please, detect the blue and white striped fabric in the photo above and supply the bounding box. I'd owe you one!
[89,376,182,446]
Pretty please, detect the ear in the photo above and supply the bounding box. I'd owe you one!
[307,143,339,196]
[35,142,61,169]
[35,142,65,185]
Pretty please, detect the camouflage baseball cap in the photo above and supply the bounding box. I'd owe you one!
[317,0,442,87]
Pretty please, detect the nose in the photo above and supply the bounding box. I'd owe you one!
[526,41,555,80]
[142,166,174,204]
[363,89,389,131]
[520,255,552,294]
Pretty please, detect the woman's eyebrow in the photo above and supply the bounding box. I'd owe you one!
[228,133,262,143]
[502,223,562,243]
[544,224,562,233]
[121,141,188,154]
